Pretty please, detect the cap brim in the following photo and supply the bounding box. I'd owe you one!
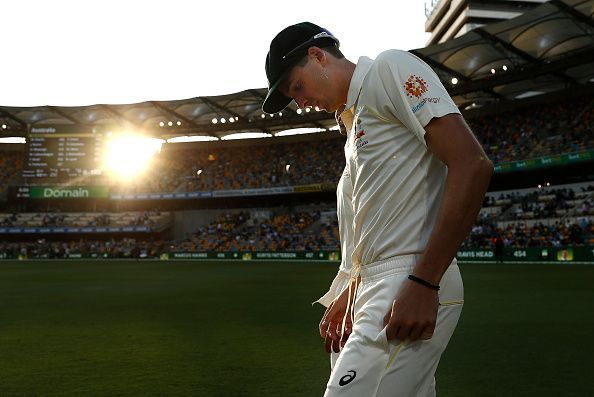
[263,74,292,114]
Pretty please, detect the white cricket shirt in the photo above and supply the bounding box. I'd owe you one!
[315,164,355,307]
[337,165,354,274]
[340,50,461,268]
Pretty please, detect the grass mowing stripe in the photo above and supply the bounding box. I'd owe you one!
[0,261,592,396]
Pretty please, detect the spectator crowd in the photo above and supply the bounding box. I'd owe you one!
[0,94,591,195]
[1,183,592,259]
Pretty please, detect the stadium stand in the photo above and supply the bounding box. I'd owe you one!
[109,94,594,194]
[0,238,165,259]
[463,184,594,249]
[0,0,592,262]
[119,94,593,195]
[2,93,593,197]
[0,151,22,196]
[111,138,346,194]
[2,181,591,259]
[169,210,339,253]
[468,96,594,164]
[0,211,171,229]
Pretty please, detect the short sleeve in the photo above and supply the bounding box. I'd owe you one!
[371,49,461,145]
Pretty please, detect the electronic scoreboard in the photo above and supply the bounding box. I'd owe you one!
[22,125,104,178]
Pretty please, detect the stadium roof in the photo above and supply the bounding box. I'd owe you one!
[0,0,592,140]
[411,0,594,109]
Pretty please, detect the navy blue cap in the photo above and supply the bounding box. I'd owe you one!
[263,22,339,114]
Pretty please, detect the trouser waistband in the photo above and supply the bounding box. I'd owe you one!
[358,254,458,283]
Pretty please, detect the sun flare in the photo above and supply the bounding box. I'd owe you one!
[103,134,163,179]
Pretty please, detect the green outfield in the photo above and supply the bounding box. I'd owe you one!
[0,260,593,396]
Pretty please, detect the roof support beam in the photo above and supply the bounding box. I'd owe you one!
[47,106,86,125]
[550,0,594,30]
[449,48,594,96]
[0,107,28,129]
[409,50,469,82]
[474,28,537,63]
[99,105,143,129]
[473,28,577,85]
[200,97,241,119]
[150,101,201,129]
[410,49,504,99]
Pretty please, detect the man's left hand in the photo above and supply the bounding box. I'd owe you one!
[383,279,439,342]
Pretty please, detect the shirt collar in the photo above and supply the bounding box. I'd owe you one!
[345,56,373,110]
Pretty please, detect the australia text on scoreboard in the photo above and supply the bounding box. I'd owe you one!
[22,125,106,179]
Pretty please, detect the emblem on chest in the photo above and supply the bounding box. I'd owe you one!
[353,118,368,150]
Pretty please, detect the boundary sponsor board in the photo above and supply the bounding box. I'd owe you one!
[167,251,341,261]
[25,186,109,199]
[493,150,592,173]
[0,226,150,234]
[457,246,593,262]
[0,248,591,261]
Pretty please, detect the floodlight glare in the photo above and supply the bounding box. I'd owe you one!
[176,121,181,126]
[168,121,173,126]
[296,109,303,114]
[212,118,218,124]
[159,121,165,127]
[221,118,226,123]
[491,68,496,74]
[451,78,458,85]
[104,134,163,179]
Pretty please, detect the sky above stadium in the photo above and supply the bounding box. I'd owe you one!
[2,0,430,107]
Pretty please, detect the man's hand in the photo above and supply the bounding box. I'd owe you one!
[319,280,356,353]
[383,279,439,342]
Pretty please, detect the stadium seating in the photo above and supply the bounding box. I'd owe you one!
[2,181,591,258]
[0,151,22,196]
[0,211,171,229]
[170,210,340,253]
[2,94,593,196]
[0,238,165,259]
[0,94,592,259]
[120,94,593,194]
[468,96,593,164]
[462,184,593,249]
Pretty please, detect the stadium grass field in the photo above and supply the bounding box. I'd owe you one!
[1,260,593,396]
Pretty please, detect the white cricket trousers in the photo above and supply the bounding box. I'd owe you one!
[324,254,464,397]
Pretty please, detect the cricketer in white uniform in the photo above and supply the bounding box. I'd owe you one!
[263,22,493,396]
[313,104,356,368]
[316,165,355,368]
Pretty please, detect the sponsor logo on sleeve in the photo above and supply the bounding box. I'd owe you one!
[404,74,428,98]
[404,73,441,113]
[411,97,441,113]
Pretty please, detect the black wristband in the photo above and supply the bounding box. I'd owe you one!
[408,275,440,291]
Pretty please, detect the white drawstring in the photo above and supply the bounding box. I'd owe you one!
[339,264,360,351]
